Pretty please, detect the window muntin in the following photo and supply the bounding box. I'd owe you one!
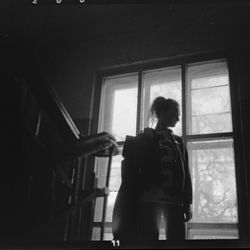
[93,58,239,240]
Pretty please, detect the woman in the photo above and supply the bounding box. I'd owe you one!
[112,96,193,240]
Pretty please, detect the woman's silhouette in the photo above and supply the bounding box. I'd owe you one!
[112,96,193,240]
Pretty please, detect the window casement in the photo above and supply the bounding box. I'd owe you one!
[90,53,240,240]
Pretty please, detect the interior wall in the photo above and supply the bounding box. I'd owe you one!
[6,3,250,120]
[4,2,250,239]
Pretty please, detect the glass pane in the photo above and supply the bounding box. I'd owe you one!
[103,226,113,240]
[159,227,166,240]
[94,151,123,190]
[98,73,138,141]
[141,66,182,136]
[105,152,123,222]
[109,154,123,191]
[92,227,101,240]
[188,227,239,239]
[94,157,108,189]
[93,197,104,222]
[187,60,233,135]
[187,139,238,224]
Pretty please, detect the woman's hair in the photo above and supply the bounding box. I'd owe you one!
[148,96,179,125]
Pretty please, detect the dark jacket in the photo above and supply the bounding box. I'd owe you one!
[112,128,192,240]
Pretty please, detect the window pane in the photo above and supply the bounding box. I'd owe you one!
[105,191,117,222]
[187,224,239,239]
[94,151,123,222]
[105,153,123,222]
[92,227,101,240]
[187,139,238,224]
[141,67,182,136]
[93,197,104,222]
[98,74,138,141]
[103,226,113,240]
[95,157,108,189]
[187,61,233,134]
[109,154,123,191]
[94,149,123,190]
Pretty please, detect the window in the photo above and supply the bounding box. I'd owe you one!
[91,57,239,240]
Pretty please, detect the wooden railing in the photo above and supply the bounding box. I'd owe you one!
[7,68,118,241]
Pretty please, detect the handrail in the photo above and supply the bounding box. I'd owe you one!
[16,72,119,158]
[16,69,80,144]
[57,132,119,160]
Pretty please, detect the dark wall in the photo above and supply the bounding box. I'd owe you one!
[5,3,250,120]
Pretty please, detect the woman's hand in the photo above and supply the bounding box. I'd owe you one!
[184,204,193,222]
[93,132,120,157]
[65,132,119,158]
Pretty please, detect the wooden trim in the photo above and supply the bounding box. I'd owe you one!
[97,49,230,78]
[87,73,104,241]
[48,87,80,140]
[136,71,142,134]
[181,64,187,144]
[227,51,249,240]
[90,74,103,135]
[100,153,113,240]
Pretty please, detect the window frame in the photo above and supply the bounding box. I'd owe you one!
[89,50,247,240]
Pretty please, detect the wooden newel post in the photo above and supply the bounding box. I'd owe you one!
[100,146,114,240]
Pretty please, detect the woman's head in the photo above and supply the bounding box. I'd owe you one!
[150,96,180,128]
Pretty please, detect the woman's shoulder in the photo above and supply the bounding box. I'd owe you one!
[139,127,155,138]
[172,133,185,150]
[172,133,184,145]
[173,133,183,141]
[122,128,154,158]
[140,128,184,142]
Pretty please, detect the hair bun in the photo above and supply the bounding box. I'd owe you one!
[150,96,179,120]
